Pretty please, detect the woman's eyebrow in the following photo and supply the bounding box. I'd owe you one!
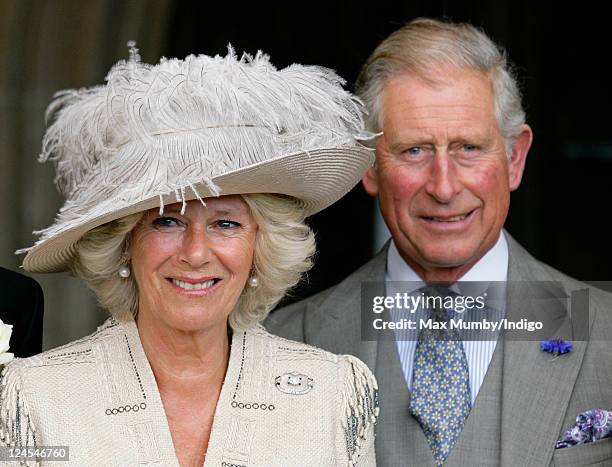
[210,206,249,216]
[212,209,232,216]
[159,207,182,214]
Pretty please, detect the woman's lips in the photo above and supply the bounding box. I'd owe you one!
[166,277,221,296]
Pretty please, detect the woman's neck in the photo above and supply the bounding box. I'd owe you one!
[136,312,231,398]
[135,312,230,466]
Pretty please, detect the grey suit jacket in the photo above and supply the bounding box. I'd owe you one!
[265,232,612,466]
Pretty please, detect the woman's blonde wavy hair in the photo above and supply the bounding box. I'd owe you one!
[69,194,315,330]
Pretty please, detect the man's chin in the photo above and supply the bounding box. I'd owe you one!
[414,245,482,272]
[395,232,488,274]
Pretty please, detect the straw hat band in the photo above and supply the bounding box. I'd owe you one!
[22,146,373,272]
[51,128,364,219]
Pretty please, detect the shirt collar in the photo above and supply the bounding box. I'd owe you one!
[385,231,509,293]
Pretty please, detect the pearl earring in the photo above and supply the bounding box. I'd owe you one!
[118,266,131,278]
[248,276,259,288]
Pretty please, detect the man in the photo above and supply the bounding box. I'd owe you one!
[0,267,44,357]
[266,18,612,466]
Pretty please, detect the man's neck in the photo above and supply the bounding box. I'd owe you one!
[403,257,477,283]
[387,231,509,284]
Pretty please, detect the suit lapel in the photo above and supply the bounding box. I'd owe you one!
[446,337,504,466]
[500,232,590,466]
[302,245,389,372]
[304,244,431,464]
[303,233,593,465]
[376,335,435,466]
[304,244,437,466]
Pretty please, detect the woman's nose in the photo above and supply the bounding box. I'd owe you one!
[178,227,213,268]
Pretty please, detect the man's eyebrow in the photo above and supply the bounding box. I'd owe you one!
[387,139,431,152]
[452,133,496,145]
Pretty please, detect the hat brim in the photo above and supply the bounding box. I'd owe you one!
[22,146,373,273]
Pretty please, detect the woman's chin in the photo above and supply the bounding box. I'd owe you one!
[164,312,229,334]
[138,305,229,335]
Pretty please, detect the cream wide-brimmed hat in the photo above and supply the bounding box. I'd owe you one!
[18,44,374,273]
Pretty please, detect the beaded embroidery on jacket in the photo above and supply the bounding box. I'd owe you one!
[0,319,378,466]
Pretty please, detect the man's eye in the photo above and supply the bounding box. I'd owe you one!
[405,147,422,156]
[152,217,180,228]
[464,144,478,151]
[216,220,241,229]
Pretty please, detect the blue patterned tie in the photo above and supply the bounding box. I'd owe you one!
[409,286,471,465]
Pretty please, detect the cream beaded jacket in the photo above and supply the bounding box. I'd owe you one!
[0,318,378,466]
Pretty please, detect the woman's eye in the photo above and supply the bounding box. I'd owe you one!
[152,217,181,228]
[216,219,241,229]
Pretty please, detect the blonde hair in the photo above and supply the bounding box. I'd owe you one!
[356,17,526,157]
[70,194,315,329]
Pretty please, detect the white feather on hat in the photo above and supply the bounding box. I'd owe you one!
[18,43,374,273]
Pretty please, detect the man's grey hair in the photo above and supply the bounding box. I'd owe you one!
[356,17,526,158]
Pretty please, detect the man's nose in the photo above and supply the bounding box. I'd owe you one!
[179,227,213,267]
[424,152,461,203]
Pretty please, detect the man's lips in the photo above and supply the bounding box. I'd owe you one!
[421,209,476,222]
[418,208,477,228]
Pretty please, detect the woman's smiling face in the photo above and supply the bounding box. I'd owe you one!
[130,196,257,333]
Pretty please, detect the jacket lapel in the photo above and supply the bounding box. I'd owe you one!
[500,232,590,466]
[304,243,435,465]
[376,335,435,466]
[304,233,593,465]
[121,320,182,466]
[302,244,389,372]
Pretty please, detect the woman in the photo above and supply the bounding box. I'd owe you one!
[0,45,378,466]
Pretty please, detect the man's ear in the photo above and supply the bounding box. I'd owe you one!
[508,124,533,191]
[362,165,380,197]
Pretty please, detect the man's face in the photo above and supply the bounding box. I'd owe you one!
[363,68,532,281]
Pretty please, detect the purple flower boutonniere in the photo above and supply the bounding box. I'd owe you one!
[540,339,573,357]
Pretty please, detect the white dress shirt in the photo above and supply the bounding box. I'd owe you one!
[385,232,509,405]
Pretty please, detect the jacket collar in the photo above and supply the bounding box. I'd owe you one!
[303,242,390,371]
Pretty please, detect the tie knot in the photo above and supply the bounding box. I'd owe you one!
[421,284,454,298]
[419,285,458,321]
